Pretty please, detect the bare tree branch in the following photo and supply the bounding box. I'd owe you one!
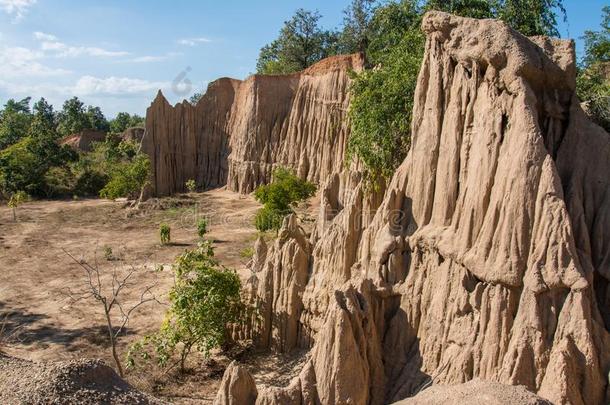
[60,247,160,378]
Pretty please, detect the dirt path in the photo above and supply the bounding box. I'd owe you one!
[0,189,261,402]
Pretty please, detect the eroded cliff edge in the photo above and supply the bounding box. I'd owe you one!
[142,54,364,196]
[219,12,610,405]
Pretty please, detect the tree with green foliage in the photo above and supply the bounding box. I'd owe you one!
[347,1,424,184]
[110,112,144,134]
[425,0,494,18]
[254,167,316,232]
[127,240,243,372]
[57,97,89,137]
[86,106,110,132]
[11,98,77,196]
[0,98,32,150]
[29,98,57,137]
[257,9,340,74]
[347,0,569,186]
[99,153,151,201]
[338,0,379,54]
[497,0,566,37]
[577,6,609,132]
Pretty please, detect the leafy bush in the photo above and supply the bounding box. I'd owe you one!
[196,218,208,238]
[348,24,424,184]
[159,223,171,245]
[99,154,150,200]
[103,246,114,261]
[253,167,316,232]
[254,205,285,232]
[127,240,243,372]
[185,179,196,193]
[240,247,255,259]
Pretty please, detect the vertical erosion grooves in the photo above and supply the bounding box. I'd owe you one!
[218,12,610,405]
[142,54,365,196]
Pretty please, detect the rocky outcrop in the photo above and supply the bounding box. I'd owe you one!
[122,127,145,143]
[213,361,257,405]
[219,11,610,405]
[60,129,106,152]
[142,54,365,196]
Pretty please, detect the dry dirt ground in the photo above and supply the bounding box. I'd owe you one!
[0,188,310,403]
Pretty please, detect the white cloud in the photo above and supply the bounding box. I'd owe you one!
[0,75,169,100]
[0,44,71,77]
[0,0,37,21]
[32,32,129,58]
[177,37,212,46]
[33,31,57,41]
[72,76,169,96]
[40,40,129,58]
[129,55,168,63]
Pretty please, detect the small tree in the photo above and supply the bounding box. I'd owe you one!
[196,218,208,239]
[127,240,242,373]
[62,248,159,377]
[8,191,29,221]
[160,223,171,245]
[185,179,196,193]
[253,167,316,232]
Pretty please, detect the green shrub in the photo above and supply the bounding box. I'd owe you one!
[103,246,114,261]
[196,218,208,239]
[99,154,150,200]
[254,205,286,232]
[8,190,29,221]
[240,247,255,260]
[253,167,316,232]
[159,223,171,245]
[127,240,243,372]
[185,179,196,193]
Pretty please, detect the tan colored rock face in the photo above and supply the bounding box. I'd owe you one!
[60,129,106,152]
[217,11,610,405]
[142,54,364,196]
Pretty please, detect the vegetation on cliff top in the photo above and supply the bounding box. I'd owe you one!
[257,0,574,186]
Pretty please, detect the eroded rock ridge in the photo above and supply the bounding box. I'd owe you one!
[142,54,364,196]
[218,11,610,405]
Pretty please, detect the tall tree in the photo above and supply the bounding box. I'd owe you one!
[425,0,495,19]
[497,0,566,36]
[86,106,110,132]
[256,9,339,74]
[29,98,57,139]
[0,98,32,150]
[339,0,379,54]
[57,97,89,137]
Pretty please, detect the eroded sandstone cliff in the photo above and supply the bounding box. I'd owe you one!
[142,54,364,196]
[218,12,610,405]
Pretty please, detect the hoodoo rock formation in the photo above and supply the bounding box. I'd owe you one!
[214,12,610,405]
[142,54,365,196]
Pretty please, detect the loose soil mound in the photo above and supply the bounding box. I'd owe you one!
[0,355,165,404]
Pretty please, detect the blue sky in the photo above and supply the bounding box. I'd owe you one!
[0,0,606,117]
